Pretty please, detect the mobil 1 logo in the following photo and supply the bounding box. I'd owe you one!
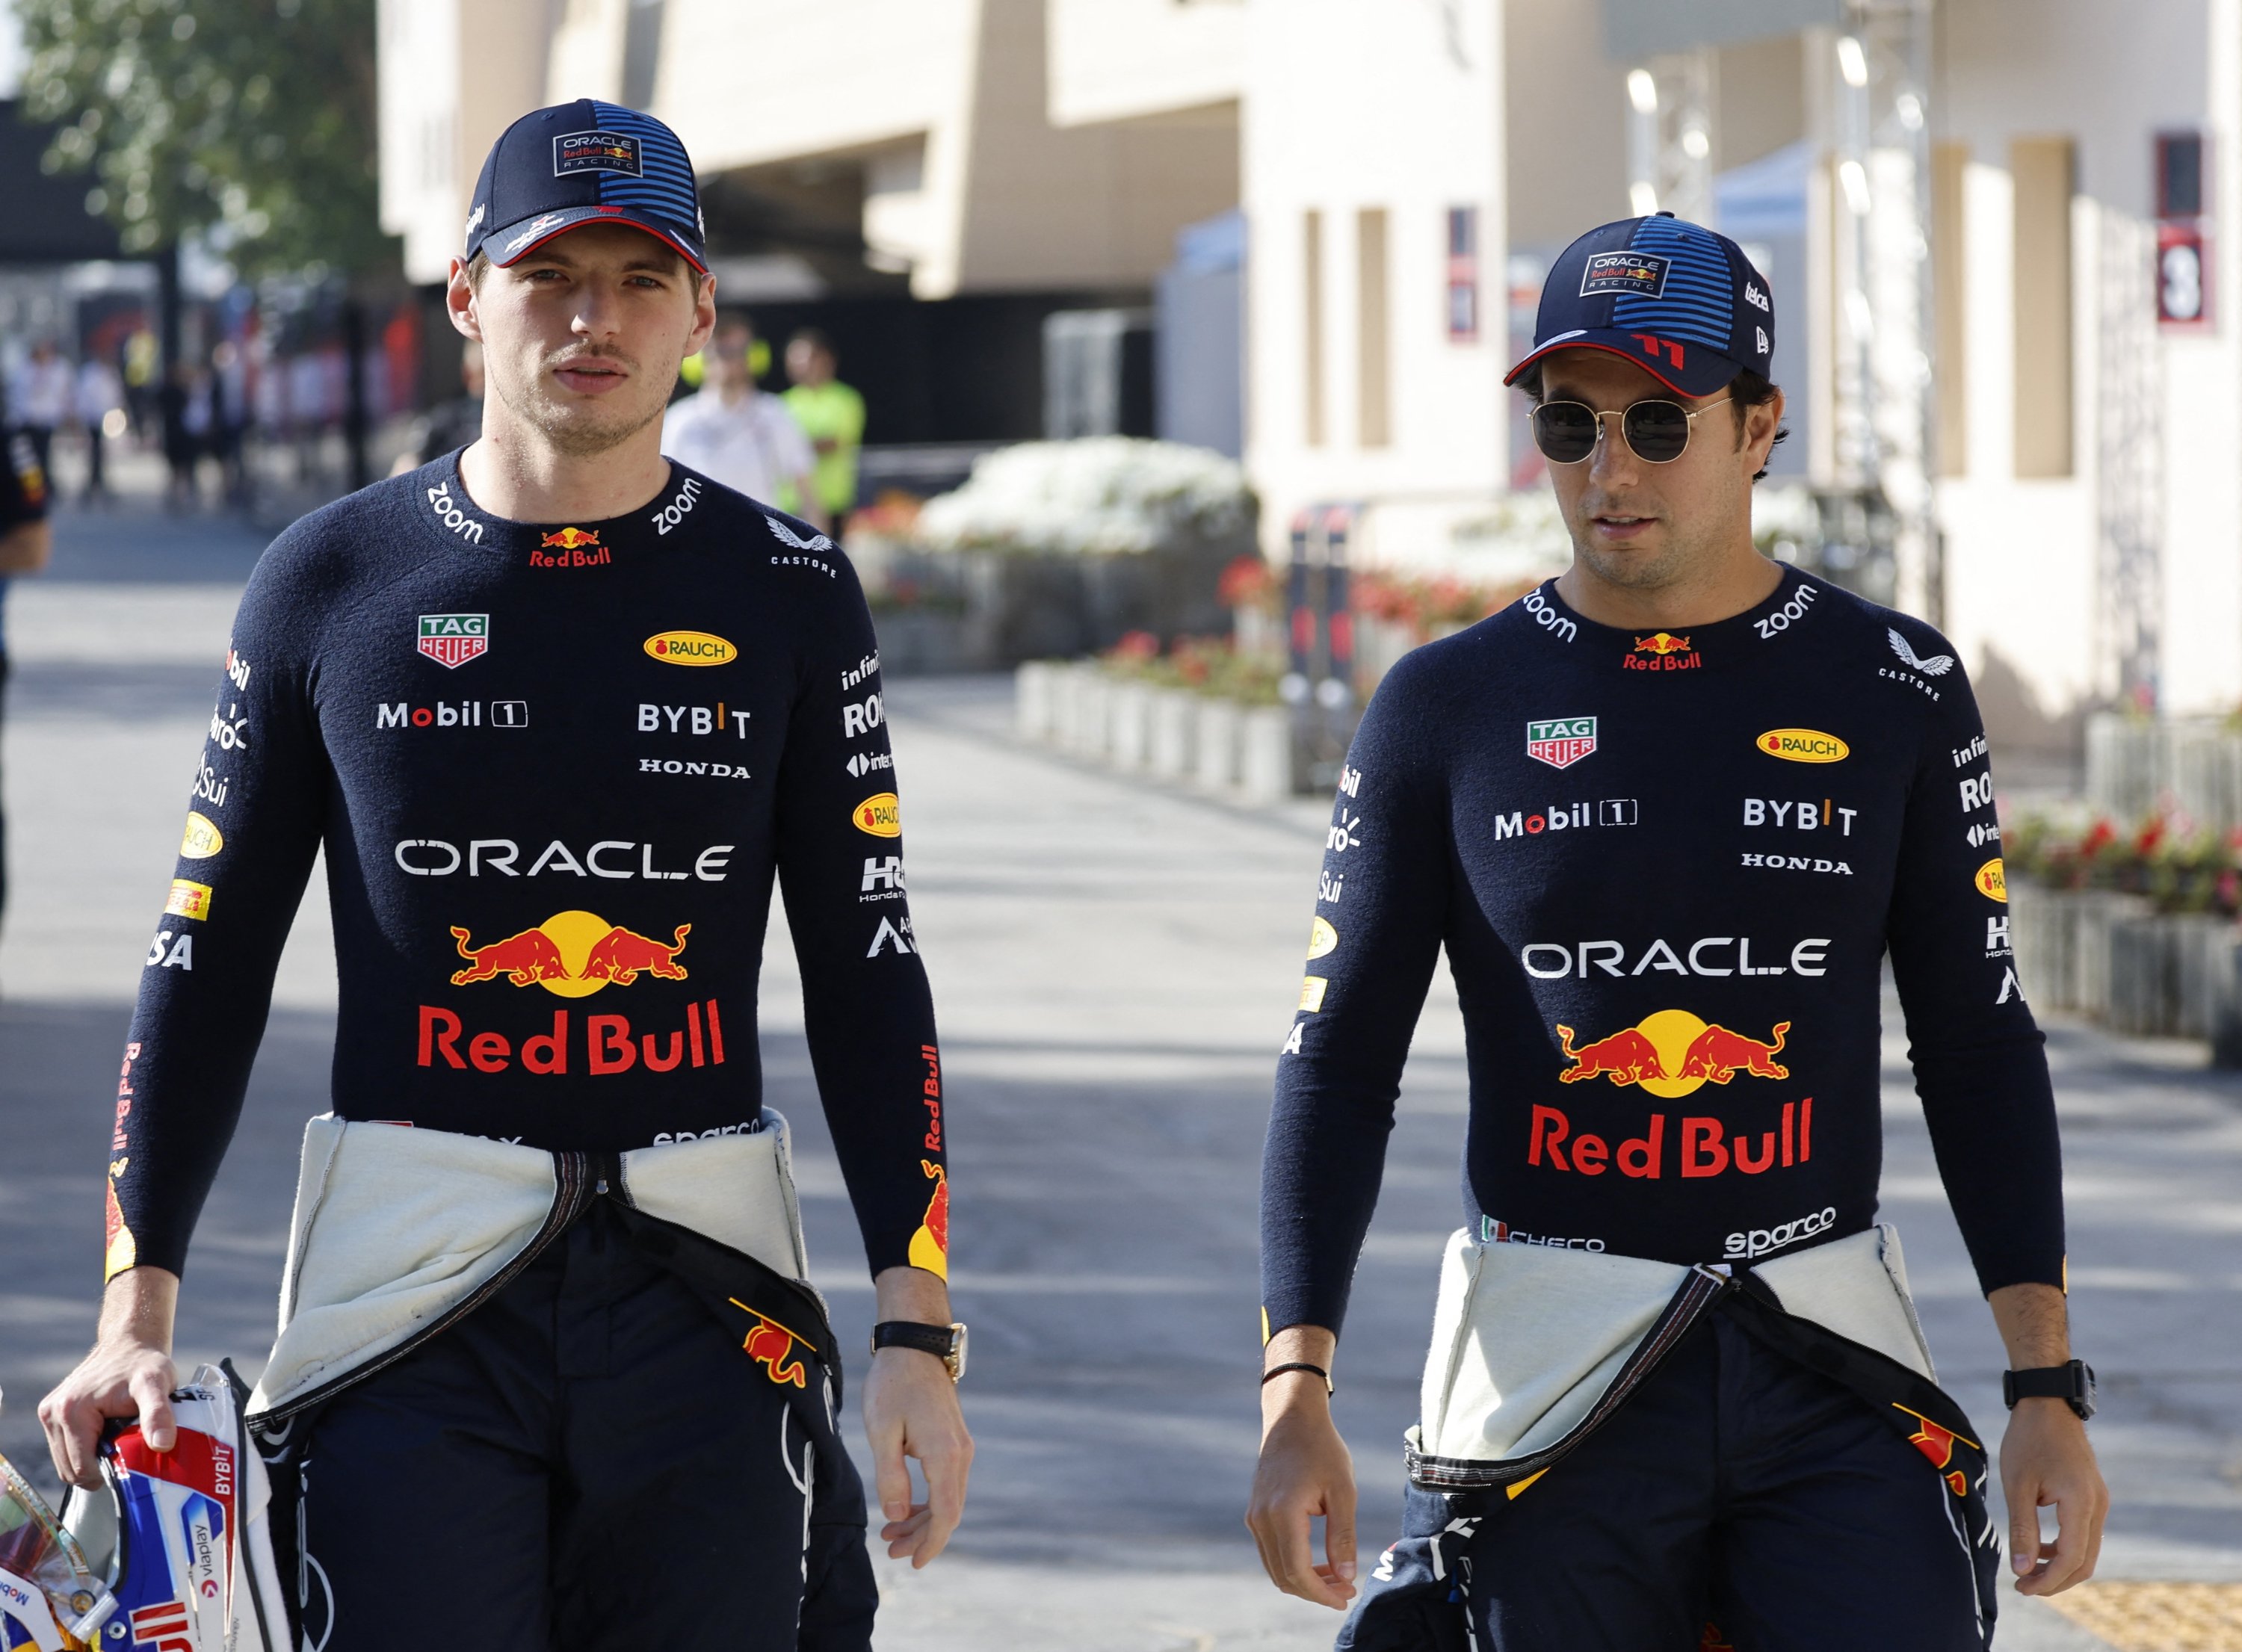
[378,700,528,729]
[1495,799,1637,840]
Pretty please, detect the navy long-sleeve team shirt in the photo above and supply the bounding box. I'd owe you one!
[108,457,949,1284]
[1261,566,2062,1337]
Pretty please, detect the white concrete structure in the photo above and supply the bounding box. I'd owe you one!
[1934,0,2242,723]
[1241,0,1515,575]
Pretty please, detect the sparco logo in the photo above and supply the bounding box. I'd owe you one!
[425,480,485,542]
[1725,1204,1837,1259]
[1520,587,1576,642]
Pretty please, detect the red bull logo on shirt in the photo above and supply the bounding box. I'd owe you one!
[448,911,689,995]
[1626,632,1702,671]
[1555,1011,1791,1098]
[531,526,611,568]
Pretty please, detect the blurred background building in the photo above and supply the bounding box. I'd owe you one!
[362,0,2242,751]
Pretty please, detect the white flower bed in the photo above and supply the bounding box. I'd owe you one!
[913,438,1254,556]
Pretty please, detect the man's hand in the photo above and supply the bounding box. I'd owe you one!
[38,1266,181,1488]
[1988,1281,2107,1595]
[864,1265,972,1567]
[1247,1325,1357,1610]
[2001,1399,2107,1594]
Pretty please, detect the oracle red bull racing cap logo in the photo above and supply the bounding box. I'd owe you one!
[448,909,688,996]
[1557,1009,1789,1098]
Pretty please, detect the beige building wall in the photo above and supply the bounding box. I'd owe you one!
[377,0,561,283]
[1934,0,2242,721]
[1244,0,1509,569]
[1046,0,1245,126]
[645,0,1232,298]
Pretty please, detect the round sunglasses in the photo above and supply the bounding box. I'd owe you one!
[1530,395,1735,465]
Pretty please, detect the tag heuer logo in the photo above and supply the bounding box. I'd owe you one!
[1525,717,1598,769]
[418,613,490,669]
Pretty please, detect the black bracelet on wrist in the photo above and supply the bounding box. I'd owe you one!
[1261,1361,1332,1393]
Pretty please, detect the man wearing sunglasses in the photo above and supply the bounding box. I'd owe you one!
[1250,213,2104,1650]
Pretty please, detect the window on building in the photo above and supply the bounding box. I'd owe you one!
[2011,136,2075,479]
[1357,207,1391,448]
[1447,206,1480,341]
[1304,209,1325,446]
[1932,142,1968,477]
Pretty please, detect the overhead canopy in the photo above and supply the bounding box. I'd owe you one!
[1602,0,1843,58]
[0,100,125,264]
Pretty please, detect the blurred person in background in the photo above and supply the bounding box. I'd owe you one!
[75,349,123,502]
[1250,214,2103,1651]
[38,100,966,1652]
[0,423,52,948]
[662,314,826,530]
[212,339,251,507]
[782,327,864,540]
[10,338,75,480]
[392,338,485,474]
[159,361,197,507]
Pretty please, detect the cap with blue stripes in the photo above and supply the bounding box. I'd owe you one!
[1505,213,1772,398]
[464,99,706,273]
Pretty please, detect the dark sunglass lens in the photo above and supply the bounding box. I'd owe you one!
[1533,403,1598,463]
[1623,401,1693,463]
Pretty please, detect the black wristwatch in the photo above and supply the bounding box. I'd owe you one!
[2003,1359,2096,1420]
[871,1320,968,1383]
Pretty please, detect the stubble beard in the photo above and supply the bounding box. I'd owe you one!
[492,348,667,459]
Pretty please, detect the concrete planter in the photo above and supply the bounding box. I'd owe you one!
[1108,682,1155,770]
[1238,706,1299,804]
[1193,697,1241,791]
[1012,665,1324,802]
[1063,665,1113,758]
[2010,880,2242,1048]
[2107,912,2241,1039]
[1015,661,1060,740]
[1149,687,1198,778]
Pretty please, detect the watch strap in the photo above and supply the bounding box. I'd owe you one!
[2003,1360,2091,1411]
[871,1320,955,1360]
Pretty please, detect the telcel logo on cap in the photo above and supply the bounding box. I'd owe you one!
[555,131,643,178]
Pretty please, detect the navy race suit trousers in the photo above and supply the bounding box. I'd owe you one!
[271,1198,876,1652]
[1341,1308,1993,1652]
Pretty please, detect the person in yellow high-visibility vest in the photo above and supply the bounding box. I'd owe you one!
[782,328,865,540]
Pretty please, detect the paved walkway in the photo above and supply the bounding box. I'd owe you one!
[5,509,2236,1647]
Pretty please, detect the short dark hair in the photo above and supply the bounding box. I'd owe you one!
[1516,362,1789,483]
[788,326,835,359]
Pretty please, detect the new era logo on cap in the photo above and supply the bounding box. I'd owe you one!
[1507,213,1773,399]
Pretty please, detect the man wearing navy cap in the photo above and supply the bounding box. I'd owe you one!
[41,102,970,1651]
[1248,213,2105,1649]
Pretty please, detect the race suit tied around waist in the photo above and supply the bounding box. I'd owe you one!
[247,1109,813,1423]
[1408,1225,1940,1485]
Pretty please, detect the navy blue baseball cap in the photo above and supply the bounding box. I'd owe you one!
[463,99,707,273]
[1504,213,1773,398]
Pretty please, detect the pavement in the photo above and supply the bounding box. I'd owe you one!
[4,500,2239,1649]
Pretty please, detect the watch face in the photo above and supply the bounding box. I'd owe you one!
[948,1321,969,1383]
